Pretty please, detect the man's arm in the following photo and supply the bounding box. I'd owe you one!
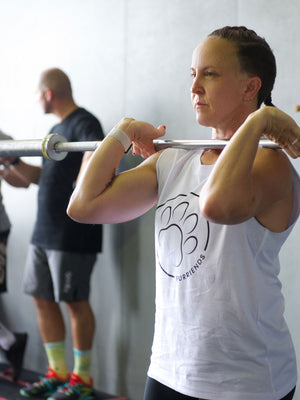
[0,158,42,187]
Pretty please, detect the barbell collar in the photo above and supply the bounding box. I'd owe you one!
[42,134,68,161]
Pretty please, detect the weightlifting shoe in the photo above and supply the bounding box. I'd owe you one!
[19,367,69,398]
[5,332,28,381]
[47,372,95,400]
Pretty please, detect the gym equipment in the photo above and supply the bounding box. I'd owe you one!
[0,134,280,162]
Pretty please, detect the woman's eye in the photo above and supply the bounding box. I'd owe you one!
[204,71,215,77]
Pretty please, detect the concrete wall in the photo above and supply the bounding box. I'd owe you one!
[0,1,299,399]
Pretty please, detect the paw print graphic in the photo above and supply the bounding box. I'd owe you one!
[156,194,209,278]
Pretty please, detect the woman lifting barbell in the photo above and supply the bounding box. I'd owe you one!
[68,26,300,400]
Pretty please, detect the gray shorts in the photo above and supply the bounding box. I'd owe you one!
[23,244,97,302]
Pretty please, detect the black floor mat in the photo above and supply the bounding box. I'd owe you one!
[0,363,127,400]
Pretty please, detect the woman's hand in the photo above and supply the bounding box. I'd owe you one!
[115,118,166,158]
[251,106,300,158]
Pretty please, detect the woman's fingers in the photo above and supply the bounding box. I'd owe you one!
[262,107,300,158]
[131,123,166,158]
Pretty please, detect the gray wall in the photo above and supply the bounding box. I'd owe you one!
[0,1,299,399]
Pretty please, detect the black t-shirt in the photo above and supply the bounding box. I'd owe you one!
[31,107,104,253]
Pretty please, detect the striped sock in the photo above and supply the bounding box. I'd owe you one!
[44,341,69,380]
[73,348,92,384]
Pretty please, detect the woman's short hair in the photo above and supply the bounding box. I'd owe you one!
[209,26,276,107]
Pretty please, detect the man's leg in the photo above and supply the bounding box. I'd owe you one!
[20,298,69,398]
[37,251,97,399]
[65,300,95,384]
[33,297,69,380]
[20,246,69,398]
[33,297,65,343]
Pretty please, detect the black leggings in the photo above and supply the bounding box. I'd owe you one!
[144,377,296,400]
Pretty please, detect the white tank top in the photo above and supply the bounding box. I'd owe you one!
[148,148,300,400]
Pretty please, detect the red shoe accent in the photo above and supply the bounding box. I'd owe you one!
[69,372,93,387]
[45,367,69,382]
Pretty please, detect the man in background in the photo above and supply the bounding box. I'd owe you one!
[14,68,104,400]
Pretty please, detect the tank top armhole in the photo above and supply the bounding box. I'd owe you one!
[288,166,300,227]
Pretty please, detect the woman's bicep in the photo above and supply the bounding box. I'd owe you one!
[68,156,159,224]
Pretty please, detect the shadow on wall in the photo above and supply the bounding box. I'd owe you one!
[114,152,145,395]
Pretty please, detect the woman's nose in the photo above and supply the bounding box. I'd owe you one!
[191,76,204,94]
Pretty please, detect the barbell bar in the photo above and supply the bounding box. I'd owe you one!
[0,134,280,162]
[153,139,280,150]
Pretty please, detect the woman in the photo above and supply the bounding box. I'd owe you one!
[67,27,300,400]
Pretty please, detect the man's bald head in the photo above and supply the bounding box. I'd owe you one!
[38,68,73,100]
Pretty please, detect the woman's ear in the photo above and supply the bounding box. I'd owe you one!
[243,76,262,102]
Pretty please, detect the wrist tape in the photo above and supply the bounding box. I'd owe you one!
[107,128,132,153]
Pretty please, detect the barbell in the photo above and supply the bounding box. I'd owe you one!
[0,133,280,162]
